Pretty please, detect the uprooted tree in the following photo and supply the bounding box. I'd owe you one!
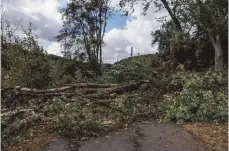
[1,80,150,138]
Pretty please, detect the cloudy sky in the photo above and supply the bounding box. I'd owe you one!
[2,0,168,63]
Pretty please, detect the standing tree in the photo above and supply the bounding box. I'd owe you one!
[119,0,227,71]
[119,0,196,70]
[56,0,111,74]
[189,0,227,70]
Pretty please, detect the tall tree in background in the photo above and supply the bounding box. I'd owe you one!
[190,0,227,70]
[119,0,228,71]
[56,0,111,73]
[119,0,182,33]
[119,0,195,70]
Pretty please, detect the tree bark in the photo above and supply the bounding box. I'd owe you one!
[195,0,224,71]
[9,81,148,97]
[160,0,182,32]
[207,28,224,71]
[1,109,33,118]
[85,80,150,99]
[12,83,121,94]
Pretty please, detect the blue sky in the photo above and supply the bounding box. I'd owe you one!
[56,2,128,33]
[106,10,128,32]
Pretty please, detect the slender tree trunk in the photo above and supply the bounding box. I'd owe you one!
[1,4,3,48]
[214,42,224,70]
[99,5,102,68]
[160,0,182,32]
[160,0,186,68]
[1,23,3,48]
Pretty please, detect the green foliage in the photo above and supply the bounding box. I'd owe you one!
[97,63,149,83]
[57,102,104,138]
[57,0,111,72]
[160,71,228,123]
[2,49,228,149]
[9,52,51,89]
[1,22,52,89]
[96,54,161,84]
[164,89,227,122]
[1,5,228,149]
[150,0,228,69]
[48,60,78,86]
[1,21,76,89]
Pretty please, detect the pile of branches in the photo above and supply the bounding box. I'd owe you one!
[1,80,150,146]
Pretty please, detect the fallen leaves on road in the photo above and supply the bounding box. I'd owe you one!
[183,123,228,151]
[4,122,57,151]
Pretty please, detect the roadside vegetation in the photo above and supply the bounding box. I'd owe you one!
[1,0,228,151]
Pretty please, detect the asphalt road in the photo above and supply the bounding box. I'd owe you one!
[44,121,207,151]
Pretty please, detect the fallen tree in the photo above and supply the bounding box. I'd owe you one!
[1,109,33,118]
[85,80,150,99]
[5,81,149,97]
[1,80,150,138]
[101,80,149,94]
[12,83,121,94]
[2,111,44,135]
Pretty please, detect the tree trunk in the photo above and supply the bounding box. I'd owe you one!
[213,39,224,71]
[99,5,102,68]
[209,35,223,71]
[207,28,224,71]
[195,0,224,71]
[1,3,3,48]
[160,0,182,32]
[160,0,188,68]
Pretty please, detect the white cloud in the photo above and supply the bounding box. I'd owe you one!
[46,42,62,56]
[11,0,62,25]
[102,3,168,63]
[4,0,169,64]
[2,0,66,54]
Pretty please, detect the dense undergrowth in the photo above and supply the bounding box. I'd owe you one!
[159,71,228,123]
[1,4,228,150]
[1,28,228,149]
[2,52,228,150]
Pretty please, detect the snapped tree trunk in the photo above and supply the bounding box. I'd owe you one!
[195,0,224,71]
[207,29,224,71]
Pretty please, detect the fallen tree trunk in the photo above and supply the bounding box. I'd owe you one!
[105,80,149,94]
[6,81,149,97]
[1,109,33,118]
[2,112,44,135]
[64,83,120,88]
[85,80,150,99]
[11,83,121,94]
[20,92,75,96]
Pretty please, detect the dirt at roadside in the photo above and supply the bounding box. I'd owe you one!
[183,123,228,151]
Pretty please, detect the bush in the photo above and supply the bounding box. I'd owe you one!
[2,46,52,89]
[1,22,52,89]
[97,61,151,84]
[164,89,227,122]
[161,71,228,123]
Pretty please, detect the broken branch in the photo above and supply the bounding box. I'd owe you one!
[1,109,33,118]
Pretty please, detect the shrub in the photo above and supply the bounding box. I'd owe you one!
[161,71,228,123]
[97,61,151,84]
[1,22,52,89]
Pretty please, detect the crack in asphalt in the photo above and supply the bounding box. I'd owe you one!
[132,126,145,151]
